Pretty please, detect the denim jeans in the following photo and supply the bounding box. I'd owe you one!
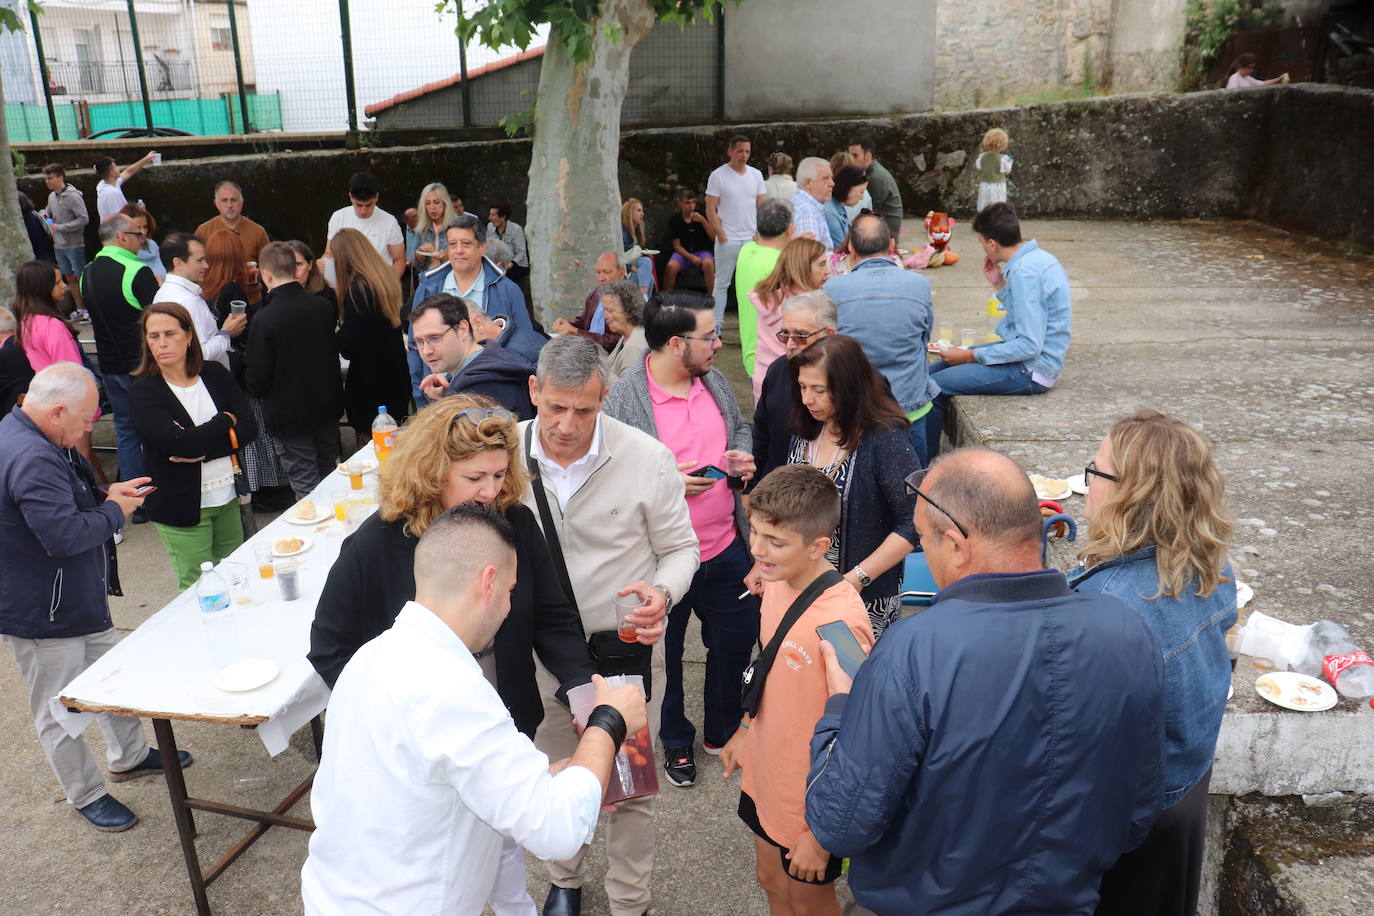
[629,255,655,294]
[659,535,760,749]
[101,373,144,481]
[711,239,746,330]
[925,358,1048,459]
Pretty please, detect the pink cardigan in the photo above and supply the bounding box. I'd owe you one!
[21,315,83,372]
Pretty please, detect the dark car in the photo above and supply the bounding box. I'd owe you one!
[83,126,195,140]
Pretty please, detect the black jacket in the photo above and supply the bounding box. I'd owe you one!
[81,246,159,374]
[337,282,411,431]
[750,353,794,488]
[245,281,343,436]
[445,340,536,420]
[129,362,257,528]
[308,504,594,736]
[0,337,34,417]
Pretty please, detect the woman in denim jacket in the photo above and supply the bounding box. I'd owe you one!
[1069,410,1237,916]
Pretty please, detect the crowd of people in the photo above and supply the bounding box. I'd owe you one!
[0,135,1237,916]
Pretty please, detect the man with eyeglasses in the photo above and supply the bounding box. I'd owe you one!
[81,212,162,496]
[751,289,836,484]
[804,448,1165,915]
[603,291,758,792]
[410,293,535,418]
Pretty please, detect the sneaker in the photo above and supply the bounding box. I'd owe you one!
[663,746,696,787]
[108,747,193,783]
[702,740,724,756]
[76,794,138,832]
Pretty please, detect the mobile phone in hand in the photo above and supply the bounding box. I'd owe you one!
[815,621,869,679]
[690,465,729,480]
[133,485,157,497]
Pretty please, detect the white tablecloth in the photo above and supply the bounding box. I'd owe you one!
[56,447,380,756]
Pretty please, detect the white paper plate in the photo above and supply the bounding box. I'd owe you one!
[284,506,333,526]
[272,536,312,558]
[1029,474,1072,501]
[215,659,279,693]
[1254,671,1337,712]
[1236,580,1254,609]
[334,460,378,477]
[1066,472,1087,495]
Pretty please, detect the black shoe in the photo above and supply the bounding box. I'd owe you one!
[76,794,138,832]
[131,507,149,525]
[542,885,581,916]
[663,746,696,787]
[108,747,193,782]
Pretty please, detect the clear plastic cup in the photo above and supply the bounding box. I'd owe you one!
[229,300,247,316]
[275,559,301,601]
[567,676,659,805]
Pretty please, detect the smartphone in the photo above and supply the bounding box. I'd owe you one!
[133,485,157,497]
[815,621,869,679]
[689,464,729,480]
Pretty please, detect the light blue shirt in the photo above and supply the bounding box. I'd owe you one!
[789,189,833,250]
[444,266,487,311]
[975,240,1072,383]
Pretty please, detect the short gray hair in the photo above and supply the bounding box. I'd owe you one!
[25,362,96,410]
[446,212,486,243]
[796,157,829,187]
[485,238,514,267]
[213,179,243,196]
[536,335,609,391]
[99,213,134,244]
[756,198,792,239]
[781,290,837,330]
[0,306,15,336]
[599,279,644,326]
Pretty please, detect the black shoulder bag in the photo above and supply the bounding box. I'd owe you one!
[524,425,653,700]
[740,569,843,717]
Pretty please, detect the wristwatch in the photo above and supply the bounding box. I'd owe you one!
[652,583,674,610]
[850,566,873,588]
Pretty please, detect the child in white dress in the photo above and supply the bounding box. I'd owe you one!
[976,128,1013,213]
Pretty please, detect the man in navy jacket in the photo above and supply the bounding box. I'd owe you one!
[805,448,1164,915]
[0,364,189,833]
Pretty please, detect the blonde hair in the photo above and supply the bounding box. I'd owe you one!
[1077,410,1234,599]
[378,394,528,538]
[982,128,1009,154]
[827,151,855,176]
[755,237,826,308]
[331,227,403,327]
[620,198,646,248]
[414,182,457,238]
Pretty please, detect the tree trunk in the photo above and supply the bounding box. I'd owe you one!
[0,63,36,302]
[526,0,656,323]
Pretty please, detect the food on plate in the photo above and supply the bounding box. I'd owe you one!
[1257,677,1281,697]
[1290,696,1313,707]
[1298,682,1323,696]
[1028,473,1070,497]
[293,499,318,521]
[274,536,304,555]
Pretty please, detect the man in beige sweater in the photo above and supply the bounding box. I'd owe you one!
[521,335,700,916]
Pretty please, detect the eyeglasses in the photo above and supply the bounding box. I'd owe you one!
[776,328,822,344]
[451,406,515,429]
[410,326,458,351]
[120,230,148,240]
[679,333,721,345]
[903,469,971,543]
[1084,460,1119,484]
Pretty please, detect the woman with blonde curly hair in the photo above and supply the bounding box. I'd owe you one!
[1069,409,1236,916]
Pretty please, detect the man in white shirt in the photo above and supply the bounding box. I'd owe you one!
[154,233,246,371]
[521,336,699,916]
[704,134,767,330]
[324,171,406,277]
[93,151,157,222]
[303,503,647,916]
[790,157,836,250]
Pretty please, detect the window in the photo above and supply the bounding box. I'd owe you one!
[211,26,232,51]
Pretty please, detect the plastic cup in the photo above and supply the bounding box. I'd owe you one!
[229,300,247,316]
[275,559,301,601]
[567,676,659,805]
[222,562,255,606]
[331,488,348,521]
[345,462,364,490]
[938,324,953,346]
[254,543,275,579]
[725,453,748,491]
[614,591,643,643]
[152,152,163,166]
[961,328,977,348]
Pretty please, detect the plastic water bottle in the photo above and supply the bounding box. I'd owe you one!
[1290,620,1374,699]
[196,562,239,668]
[371,405,398,463]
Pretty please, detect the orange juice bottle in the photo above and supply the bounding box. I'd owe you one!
[371,406,398,463]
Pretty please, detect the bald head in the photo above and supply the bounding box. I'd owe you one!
[595,251,623,285]
[849,214,892,259]
[923,449,1042,547]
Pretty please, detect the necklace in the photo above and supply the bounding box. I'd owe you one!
[809,427,847,473]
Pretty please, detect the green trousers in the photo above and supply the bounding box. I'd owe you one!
[155,499,245,590]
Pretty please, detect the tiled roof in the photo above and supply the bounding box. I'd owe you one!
[363,45,546,117]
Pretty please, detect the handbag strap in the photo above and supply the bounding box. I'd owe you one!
[752,568,844,685]
[228,426,242,473]
[524,424,578,608]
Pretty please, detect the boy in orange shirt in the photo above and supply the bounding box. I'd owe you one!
[721,465,874,914]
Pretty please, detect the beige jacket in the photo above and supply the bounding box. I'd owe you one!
[520,415,699,634]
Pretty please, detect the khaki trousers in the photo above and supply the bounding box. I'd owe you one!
[533,642,666,916]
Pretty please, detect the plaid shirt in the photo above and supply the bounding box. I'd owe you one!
[488,221,529,268]
[789,189,833,250]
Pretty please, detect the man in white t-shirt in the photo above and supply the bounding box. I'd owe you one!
[704,135,767,330]
[324,172,406,278]
[94,151,157,223]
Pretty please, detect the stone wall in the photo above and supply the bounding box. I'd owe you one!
[18,84,1371,264]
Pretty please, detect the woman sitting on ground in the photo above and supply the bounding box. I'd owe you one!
[748,237,827,400]
[332,227,411,450]
[771,334,919,636]
[129,302,255,589]
[1070,409,1236,916]
[602,278,648,385]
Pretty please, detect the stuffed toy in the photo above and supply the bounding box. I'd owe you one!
[903,212,960,269]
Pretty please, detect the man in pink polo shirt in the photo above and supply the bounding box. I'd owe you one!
[603,290,758,789]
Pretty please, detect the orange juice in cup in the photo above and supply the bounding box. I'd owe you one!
[344,461,364,490]
[331,489,348,521]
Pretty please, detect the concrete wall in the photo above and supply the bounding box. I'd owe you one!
[724,0,935,118]
[1107,0,1188,92]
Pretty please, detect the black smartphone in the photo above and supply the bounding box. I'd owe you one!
[815,621,869,679]
[690,464,729,480]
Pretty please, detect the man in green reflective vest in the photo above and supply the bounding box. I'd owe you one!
[81,213,160,511]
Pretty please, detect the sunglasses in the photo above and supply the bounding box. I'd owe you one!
[903,469,971,542]
[451,406,515,429]
[775,328,822,344]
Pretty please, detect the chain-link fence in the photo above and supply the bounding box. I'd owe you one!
[2,0,724,142]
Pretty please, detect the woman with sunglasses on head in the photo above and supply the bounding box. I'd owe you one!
[759,334,918,637]
[1068,410,1236,916]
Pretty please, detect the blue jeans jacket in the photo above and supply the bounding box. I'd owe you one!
[1070,546,1236,808]
[826,258,936,413]
[411,258,545,365]
[978,239,1071,383]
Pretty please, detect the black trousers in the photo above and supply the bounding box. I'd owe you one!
[1095,767,1213,916]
